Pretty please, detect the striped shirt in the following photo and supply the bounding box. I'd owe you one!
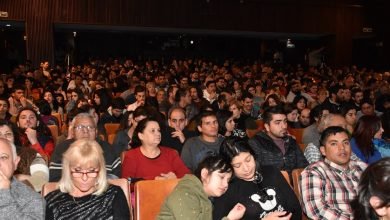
[299,158,367,220]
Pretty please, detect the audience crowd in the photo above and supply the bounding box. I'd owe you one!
[1,57,390,219]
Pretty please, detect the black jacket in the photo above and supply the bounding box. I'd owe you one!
[248,132,308,172]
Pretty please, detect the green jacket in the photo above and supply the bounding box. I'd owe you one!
[157,174,214,220]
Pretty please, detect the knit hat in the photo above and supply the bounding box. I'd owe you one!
[29,154,49,192]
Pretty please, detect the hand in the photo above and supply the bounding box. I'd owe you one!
[155,172,177,180]
[262,211,292,220]
[0,169,11,189]
[20,96,28,107]
[25,127,38,145]
[171,129,185,143]
[227,203,246,220]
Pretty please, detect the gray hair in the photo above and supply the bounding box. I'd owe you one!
[70,112,96,128]
[0,138,17,160]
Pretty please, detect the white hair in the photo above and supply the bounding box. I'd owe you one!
[0,138,17,160]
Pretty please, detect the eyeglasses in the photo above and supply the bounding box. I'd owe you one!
[74,125,96,131]
[71,171,99,178]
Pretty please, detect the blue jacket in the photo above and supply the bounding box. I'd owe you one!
[350,138,382,164]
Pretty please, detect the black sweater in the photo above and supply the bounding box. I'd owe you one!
[213,166,302,220]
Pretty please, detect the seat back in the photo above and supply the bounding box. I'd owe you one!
[291,168,304,198]
[51,113,62,131]
[281,170,291,187]
[104,123,120,136]
[107,134,117,145]
[47,125,59,145]
[246,120,265,138]
[288,128,305,144]
[41,182,59,197]
[134,179,179,220]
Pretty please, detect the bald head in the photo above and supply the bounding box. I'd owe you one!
[319,114,347,133]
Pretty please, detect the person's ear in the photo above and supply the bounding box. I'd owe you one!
[264,123,270,133]
[185,119,188,127]
[138,132,144,142]
[369,196,387,217]
[200,168,209,183]
[197,125,203,133]
[320,146,326,156]
[13,156,21,169]
[36,121,39,126]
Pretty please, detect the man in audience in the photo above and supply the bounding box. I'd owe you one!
[127,85,146,111]
[161,107,195,154]
[241,92,259,119]
[351,87,363,111]
[0,138,45,219]
[98,97,126,135]
[323,85,344,113]
[303,113,349,163]
[203,80,218,104]
[302,105,330,146]
[49,113,121,181]
[357,98,382,119]
[8,84,35,116]
[248,106,308,172]
[173,88,199,122]
[286,80,314,103]
[298,108,311,128]
[181,111,224,172]
[299,126,367,219]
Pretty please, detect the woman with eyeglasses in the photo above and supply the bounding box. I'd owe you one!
[213,137,302,220]
[45,139,130,219]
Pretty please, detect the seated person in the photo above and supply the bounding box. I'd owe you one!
[0,138,45,219]
[158,155,245,220]
[248,106,308,172]
[49,113,120,181]
[16,107,55,161]
[299,126,367,220]
[45,139,130,219]
[121,118,190,180]
[214,137,302,220]
[161,107,196,154]
[351,157,390,220]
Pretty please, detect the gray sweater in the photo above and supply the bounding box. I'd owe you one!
[0,178,45,220]
[180,136,224,172]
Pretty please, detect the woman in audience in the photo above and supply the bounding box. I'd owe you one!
[228,100,247,138]
[45,139,130,219]
[352,157,390,220]
[16,107,54,161]
[36,99,59,126]
[262,94,282,110]
[92,88,111,115]
[121,117,190,180]
[214,137,302,220]
[340,102,358,135]
[158,155,246,220]
[284,103,300,128]
[292,95,308,112]
[216,110,236,137]
[0,120,49,192]
[43,90,64,120]
[351,115,386,164]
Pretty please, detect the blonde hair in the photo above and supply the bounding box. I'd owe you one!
[58,139,108,195]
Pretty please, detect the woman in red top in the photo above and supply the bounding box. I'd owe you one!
[16,107,55,161]
[121,118,190,180]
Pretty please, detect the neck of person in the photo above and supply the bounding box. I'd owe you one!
[140,144,161,158]
[71,187,95,198]
[201,134,217,143]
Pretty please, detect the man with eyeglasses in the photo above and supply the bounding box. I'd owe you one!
[161,107,196,154]
[0,138,45,219]
[49,113,121,181]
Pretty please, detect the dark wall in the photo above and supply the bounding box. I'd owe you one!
[0,0,370,67]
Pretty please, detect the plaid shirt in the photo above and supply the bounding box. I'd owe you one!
[299,158,367,220]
